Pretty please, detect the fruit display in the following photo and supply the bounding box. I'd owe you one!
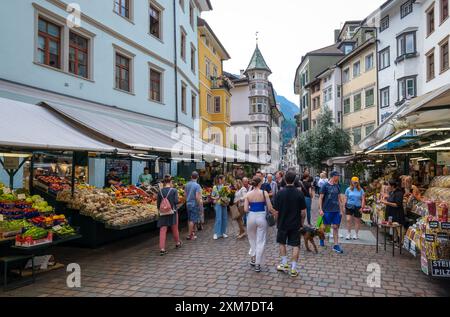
[21,227,49,240]
[57,186,159,228]
[51,224,76,237]
[35,176,71,194]
[30,215,67,228]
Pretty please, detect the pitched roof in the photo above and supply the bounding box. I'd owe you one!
[197,17,231,60]
[308,43,344,56]
[245,45,272,74]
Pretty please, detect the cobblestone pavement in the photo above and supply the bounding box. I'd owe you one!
[1,197,449,297]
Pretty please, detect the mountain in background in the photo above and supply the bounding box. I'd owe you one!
[276,94,299,146]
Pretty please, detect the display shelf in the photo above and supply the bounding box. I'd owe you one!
[105,219,157,230]
[10,234,82,253]
[11,263,64,278]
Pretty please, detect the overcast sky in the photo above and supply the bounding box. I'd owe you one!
[202,0,384,106]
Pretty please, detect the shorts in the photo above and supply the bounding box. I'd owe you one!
[323,212,342,226]
[187,205,200,223]
[277,228,301,247]
[346,206,362,218]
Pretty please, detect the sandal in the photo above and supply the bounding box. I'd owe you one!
[160,250,168,256]
[176,241,183,249]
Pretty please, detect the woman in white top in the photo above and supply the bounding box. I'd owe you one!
[234,178,249,239]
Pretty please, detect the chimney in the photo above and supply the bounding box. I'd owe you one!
[240,69,245,78]
[334,29,340,43]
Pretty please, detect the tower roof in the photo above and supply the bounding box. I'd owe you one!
[245,45,272,74]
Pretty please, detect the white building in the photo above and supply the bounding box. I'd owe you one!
[227,45,283,172]
[281,138,299,173]
[421,0,450,93]
[316,66,343,127]
[0,0,212,187]
[367,0,449,124]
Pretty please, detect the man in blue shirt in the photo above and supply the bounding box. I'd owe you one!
[319,171,345,254]
[185,171,203,241]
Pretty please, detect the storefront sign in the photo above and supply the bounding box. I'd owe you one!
[437,152,450,166]
[441,222,450,230]
[431,260,450,277]
[429,221,439,229]
[3,157,20,170]
[425,234,436,242]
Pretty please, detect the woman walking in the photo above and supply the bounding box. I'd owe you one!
[157,175,182,256]
[234,178,249,239]
[300,173,313,226]
[212,175,228,240]
[344,177,365,240]
[244,176,276,273]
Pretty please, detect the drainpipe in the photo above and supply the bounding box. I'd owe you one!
[375,37,380,127]
[173,0,179,129]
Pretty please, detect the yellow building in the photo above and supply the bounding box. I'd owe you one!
[338,27,378,153]
[197,18,232,147]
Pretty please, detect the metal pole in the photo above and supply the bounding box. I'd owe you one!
[71,152,76,198]
[29,155,34,195]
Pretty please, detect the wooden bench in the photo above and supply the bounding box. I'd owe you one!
[0,255,35,291]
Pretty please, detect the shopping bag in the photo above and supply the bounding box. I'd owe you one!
[229,204,240,220]
[316,215,331,233]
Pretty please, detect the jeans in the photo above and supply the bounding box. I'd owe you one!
[214,204,228,236]
[305,197,312,225]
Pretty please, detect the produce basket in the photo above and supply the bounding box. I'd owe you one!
[15,231,53,247]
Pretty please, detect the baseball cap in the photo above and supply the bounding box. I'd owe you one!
[351,176,360,182]
[330,171,341,177]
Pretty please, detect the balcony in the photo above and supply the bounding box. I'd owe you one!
[211,76,234,91]
[250,89,269,97]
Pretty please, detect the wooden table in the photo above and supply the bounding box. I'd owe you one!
[376,223,403,257]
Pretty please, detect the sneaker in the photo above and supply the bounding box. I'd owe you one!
[277,263,289,272]
[160,250,168,256]
[250,257,256,267]
[333,245,344,254]
[223,234,229,239]
[213,234,219,240]
[319,240,325,247]
[176,241,183,249]
[254,265,261,273]
[352,234,359,240]
[289,268,299,278]
[345,234,351,240]
[186,235,197,241]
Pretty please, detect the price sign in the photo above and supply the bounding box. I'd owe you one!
[441,222,450,230]
[437,233,449,241]
[3,188,11,194]
[429,221,439,229]
[3,157,20,170]
[431,260,450,277]
[0,215,3,221]
[425,234,436,242]
[17,194,26,200]
[52,225,62,231]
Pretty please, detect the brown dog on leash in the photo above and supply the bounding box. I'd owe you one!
[299,227,325,253]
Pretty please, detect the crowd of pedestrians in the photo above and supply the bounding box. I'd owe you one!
[156,168,370,278]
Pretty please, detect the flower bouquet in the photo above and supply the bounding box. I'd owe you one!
[218,186,231,206]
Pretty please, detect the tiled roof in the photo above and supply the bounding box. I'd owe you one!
[245,45,272,74]
[308,43,344,56]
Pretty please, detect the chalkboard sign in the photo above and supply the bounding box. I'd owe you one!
[441,222,450,230]
[429,221,439,229]
[425,234,436,242]
[431,260,450,277]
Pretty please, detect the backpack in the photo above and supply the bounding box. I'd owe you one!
[159,188,175,216]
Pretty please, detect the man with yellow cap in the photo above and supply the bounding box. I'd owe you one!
[344,176,366,240]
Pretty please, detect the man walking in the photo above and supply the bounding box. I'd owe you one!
[274,171,307,277]
[185,171,203,240]
[267,174,278,200]
[319,171,345,254]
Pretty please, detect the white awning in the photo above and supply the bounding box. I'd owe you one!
[0,97,127,153]
[42,102,263,164]
[359,84,450,151]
